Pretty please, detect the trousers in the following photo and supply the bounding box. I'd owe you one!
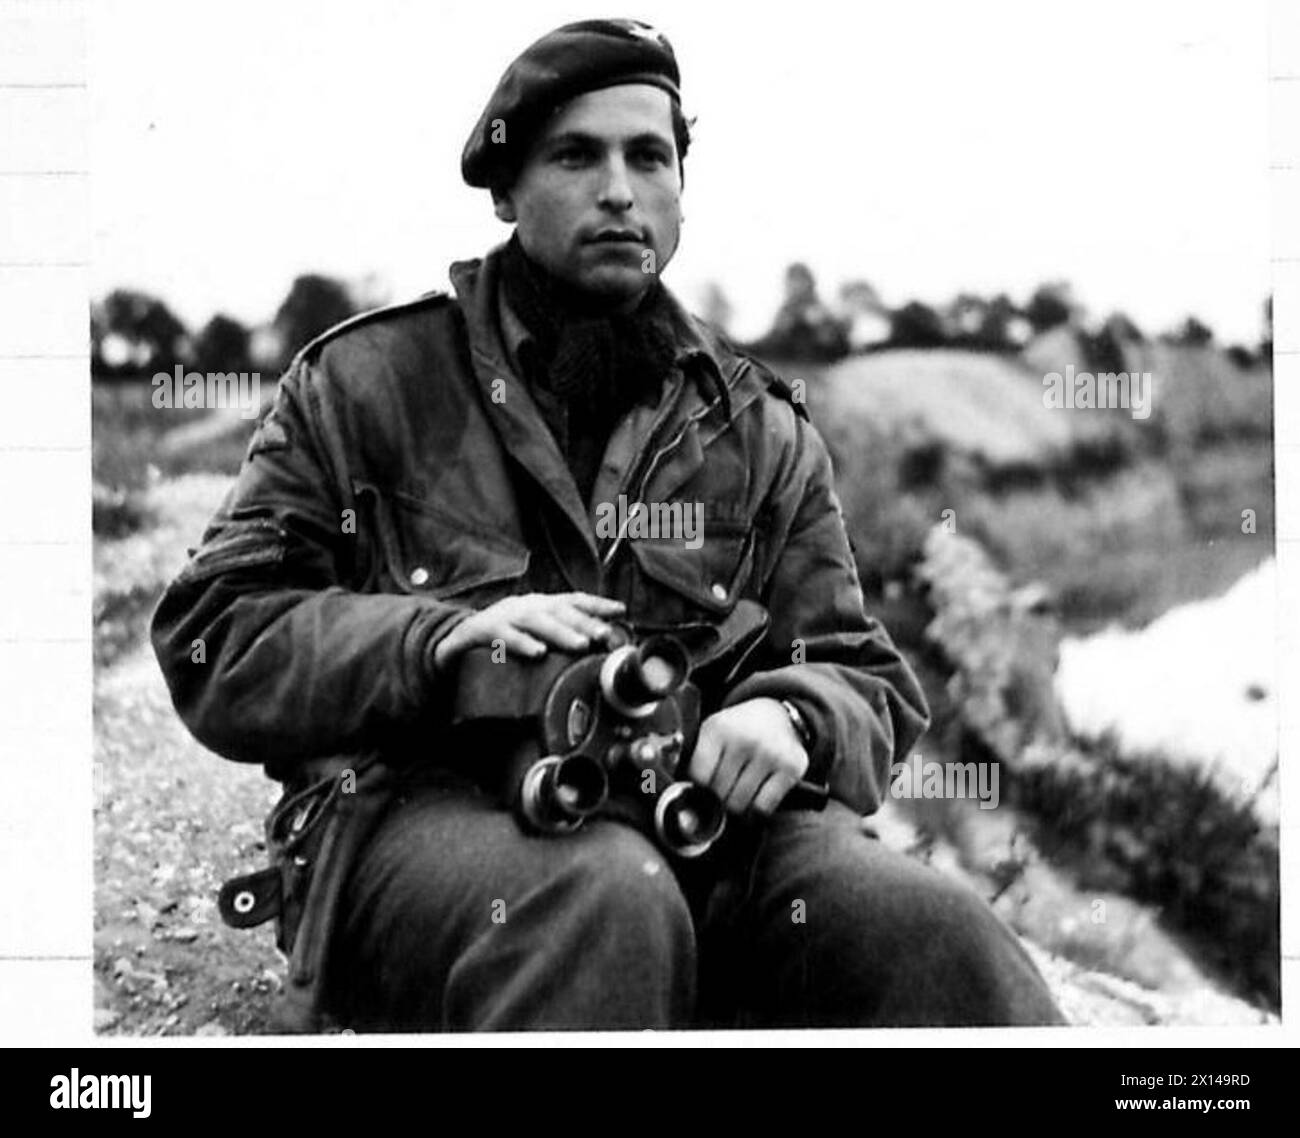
[326,773,1066,1031]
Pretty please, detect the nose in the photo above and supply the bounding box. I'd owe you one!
[597,155,634,213]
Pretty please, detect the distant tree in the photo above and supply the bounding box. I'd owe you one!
[272,274,358,366]
[838,279,891,352]
[1083,311,1145,374]
[978,293,1028,351]
[1171,315,1214,346]
[783,262,817,307]
[889,300,948,348]
[946,293,988,341]
[92,288,190,378]
[1024,281,1075,334]
[1101,311,1144,344]
[1225,344,1257,369]
[943,292,1023,352]
[193,313,252,374]
[753,262,849,361]
[840,280,883,309]
[699,281,734,333]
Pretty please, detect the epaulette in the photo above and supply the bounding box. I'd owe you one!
[745,354,811,422]
[289,290,451,368]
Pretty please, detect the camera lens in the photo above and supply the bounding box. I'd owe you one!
[655,781,726,858]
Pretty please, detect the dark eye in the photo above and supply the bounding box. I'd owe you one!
[632,147,670,168]
[552,145,593,167]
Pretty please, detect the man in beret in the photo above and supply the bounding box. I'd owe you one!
[153,18,1064,1031]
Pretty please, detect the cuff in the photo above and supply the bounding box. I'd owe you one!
[780,694,832,784]
[406,603,475,706]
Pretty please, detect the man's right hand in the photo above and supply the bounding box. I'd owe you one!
[432,592,627,673]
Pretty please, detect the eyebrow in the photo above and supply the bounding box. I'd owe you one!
[542,129,674,151]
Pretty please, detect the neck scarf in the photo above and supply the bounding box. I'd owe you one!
[499,234,679,413]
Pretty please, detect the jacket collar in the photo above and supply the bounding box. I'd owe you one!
[448,243,752,566]
[453,242,740,414]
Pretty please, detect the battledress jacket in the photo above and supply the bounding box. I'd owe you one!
[151,244,929,814]
[151,245,932,1028]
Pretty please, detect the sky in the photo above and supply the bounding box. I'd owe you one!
[89,0,1272,344]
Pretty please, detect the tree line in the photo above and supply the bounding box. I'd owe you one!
[91,274,365,380]
[91,267,1273,381]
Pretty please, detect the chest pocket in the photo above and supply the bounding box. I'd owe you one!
[627,517,756,625]
[353,480,530,603]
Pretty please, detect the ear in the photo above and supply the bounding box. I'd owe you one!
[491,189,517,224]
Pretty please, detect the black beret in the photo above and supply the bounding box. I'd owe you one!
[462,18,683,189]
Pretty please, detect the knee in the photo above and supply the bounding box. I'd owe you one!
[813,846,1016,967]
[837,863,1062,1024]
[900,876,1016,972]
[765,815,1006,956]
[895,875,1065,1023]
[547,822,695,952]
[753,835,1061,1024]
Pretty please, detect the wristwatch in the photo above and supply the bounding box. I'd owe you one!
[779,698,814,752]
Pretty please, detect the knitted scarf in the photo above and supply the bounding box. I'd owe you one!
[503,233,678,398]
[499,234,680,501]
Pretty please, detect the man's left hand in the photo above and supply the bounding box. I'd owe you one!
[688,698,810,817]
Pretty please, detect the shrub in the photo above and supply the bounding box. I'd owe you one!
[1015,736,1279,1008]
[914,526,1279,1008]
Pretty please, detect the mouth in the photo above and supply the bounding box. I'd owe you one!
[585,228,645,246]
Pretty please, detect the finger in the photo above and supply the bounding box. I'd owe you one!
[750,773,795,818]
[708,740,748,800]
[722,757,770,816]
[552,606,616,642]
[517,612,592,652]
[447,616,499,654]
[565,593,628,615]
[497,628,548,659]
[687,724,722,788]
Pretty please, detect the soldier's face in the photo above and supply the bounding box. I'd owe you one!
[494,84,683,311]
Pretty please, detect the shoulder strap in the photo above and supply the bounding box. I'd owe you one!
[742,354,811,421]
[289,290,450,368]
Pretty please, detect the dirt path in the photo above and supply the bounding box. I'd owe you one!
[94,642,282,1036]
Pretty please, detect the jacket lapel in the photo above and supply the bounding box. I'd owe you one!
[450,252,600,563]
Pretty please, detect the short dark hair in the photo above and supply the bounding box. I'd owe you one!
[671,100,693,170]
[490,100,694,198]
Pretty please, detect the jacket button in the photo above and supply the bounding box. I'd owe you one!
[410,567,430,586]
[710,582,728,602]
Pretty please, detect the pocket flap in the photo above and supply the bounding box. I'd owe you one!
[629,521,755,616]
[353,481,529,599]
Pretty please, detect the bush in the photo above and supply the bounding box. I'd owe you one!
[1015,736,1279,1008]
[912,525,1279,1009]
[914,527,1066,763]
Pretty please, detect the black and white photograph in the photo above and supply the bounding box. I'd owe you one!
[72,0,1284,1041]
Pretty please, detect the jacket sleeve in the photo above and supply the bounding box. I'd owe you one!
[718,407,930,813]
[149,358,472,767]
